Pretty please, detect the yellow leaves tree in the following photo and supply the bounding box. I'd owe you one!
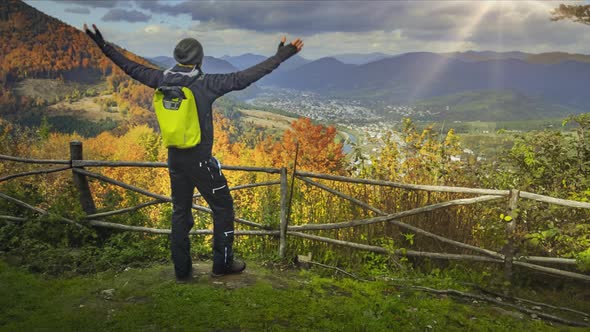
[399,118,463,185]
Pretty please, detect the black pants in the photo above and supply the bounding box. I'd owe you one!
[167,147,234,278]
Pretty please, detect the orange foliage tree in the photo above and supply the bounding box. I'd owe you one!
[267,117,345,174]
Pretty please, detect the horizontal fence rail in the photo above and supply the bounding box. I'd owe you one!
[287,195,505,231]
[1,142,589,284]
[0,166,72,183]
[519,191,590,209]
[71,159,282,174]
[0,154,70,165]
[296,170,512,196]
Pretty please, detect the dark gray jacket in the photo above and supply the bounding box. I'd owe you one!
[101,43,294,157]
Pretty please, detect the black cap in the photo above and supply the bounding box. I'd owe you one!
[174,38,203,66]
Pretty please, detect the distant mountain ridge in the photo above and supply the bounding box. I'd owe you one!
[219,50,590,69]
[148,56,239,73]
[220,53,267,70]
[443,51,530,62]
[260,51,590,117]
[221,54,311,73]
[331,52,392,65]
[444,51,590,64]
[220,52,389,67]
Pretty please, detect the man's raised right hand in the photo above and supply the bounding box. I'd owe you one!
[276,36,304,60]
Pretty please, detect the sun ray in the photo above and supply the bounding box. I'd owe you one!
[489,1,554,90]
[407,1,494,102]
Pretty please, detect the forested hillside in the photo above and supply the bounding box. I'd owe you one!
[0,0,157,128]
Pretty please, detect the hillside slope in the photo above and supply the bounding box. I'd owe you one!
[415,90,576,121]
[0,0,159,128]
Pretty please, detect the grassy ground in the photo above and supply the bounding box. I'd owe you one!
[47,94,124,122]
[13,79,106,102]
[238,109,296,132]
[0,260,586,332]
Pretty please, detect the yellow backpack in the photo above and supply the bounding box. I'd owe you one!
[153,86,201,148]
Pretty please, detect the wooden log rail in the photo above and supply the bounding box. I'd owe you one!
[293,176,587,282]
[70,159,282,174]
[295,170,511,196]
[1,143,590,282]
[72,168,269,230]
[0,166,71,183]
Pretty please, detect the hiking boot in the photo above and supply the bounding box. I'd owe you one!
[175,266,193,283]
[176,274,193,284]
[211,259,246,277]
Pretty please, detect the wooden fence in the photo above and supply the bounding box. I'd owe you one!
[1,140,589,283]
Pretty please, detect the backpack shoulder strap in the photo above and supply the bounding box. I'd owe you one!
[157,86,186,99]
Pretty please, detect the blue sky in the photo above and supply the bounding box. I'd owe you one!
[24,0,590,60]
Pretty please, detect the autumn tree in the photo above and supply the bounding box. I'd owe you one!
[0,0,158,128]
[268,117,345,174]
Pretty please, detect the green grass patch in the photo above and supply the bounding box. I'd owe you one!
[0,260,584,331]
[414,90,578,122]
[9,113,118,137]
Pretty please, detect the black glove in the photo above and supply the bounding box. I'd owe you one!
[276,40,298,61]
[85,24,107,49]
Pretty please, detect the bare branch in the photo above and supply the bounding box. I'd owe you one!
[405,285,589,327]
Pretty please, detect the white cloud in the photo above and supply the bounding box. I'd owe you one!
[144,25,162,34]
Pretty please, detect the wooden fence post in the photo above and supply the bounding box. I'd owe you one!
[502,189,519,292]
[279,167,288,258]
[70,141,96,214]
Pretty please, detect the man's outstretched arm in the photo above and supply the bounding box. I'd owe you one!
[206,36,304,98]
[84,24,163,89]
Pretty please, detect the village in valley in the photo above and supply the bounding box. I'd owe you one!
[248,87,484,163]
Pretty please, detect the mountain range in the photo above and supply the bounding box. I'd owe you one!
[191,50,590,118]
[220,52,388,68]
[262,52,590,109]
